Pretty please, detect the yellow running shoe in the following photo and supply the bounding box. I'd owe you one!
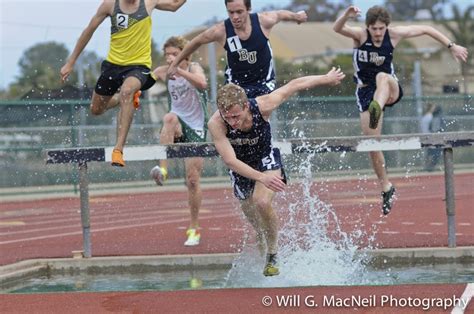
[150,166,168,186]
[111,149,125,167]
[368,100,382,129]
[133,90,141,110]
[263,253,280,276]
[184,228,200,246]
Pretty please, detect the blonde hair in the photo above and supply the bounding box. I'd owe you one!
[163,36,191,60]
[217,83,248,111]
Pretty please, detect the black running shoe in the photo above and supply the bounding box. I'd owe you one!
[382,186,396,215]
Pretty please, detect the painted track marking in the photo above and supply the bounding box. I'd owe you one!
[451,283,474,314]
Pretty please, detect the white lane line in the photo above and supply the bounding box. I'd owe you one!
[0,212,191,237]
[0,221,25,226]
[0,213,239,245]
[455,233,464,236]
[459,223,472,226]
[451,283,474,314]
[382,231,399,234]
[0,207,233,237]
[208,227,222,231]
[429,222,444,226]
[401,222,415,225]
[415,232,432,235]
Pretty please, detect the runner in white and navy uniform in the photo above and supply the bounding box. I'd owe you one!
[334,5,468,215]
[166,0,308,97]
[223,99,286,200]
[208,69,345,277]
[354,29,403,112]
[223,13,276,98]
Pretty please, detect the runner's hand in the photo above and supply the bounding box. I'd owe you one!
[60,63,73,83]
[325,67,346,86]
[261,172,286,193]
[295,11,307,24]
[450,44,468,63]
[345,6,361,19]
[167,64,178,80]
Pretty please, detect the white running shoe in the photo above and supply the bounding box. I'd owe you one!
[150,166,167,186]
[184,228,200,246]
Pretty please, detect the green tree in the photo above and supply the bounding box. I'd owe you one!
[285,0,352,22]
[431,4,474,93]
[384,0,448,21]
[16,42,69,90]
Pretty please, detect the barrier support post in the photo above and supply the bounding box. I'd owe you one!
[443,147,456,248]
[78,161,92,257]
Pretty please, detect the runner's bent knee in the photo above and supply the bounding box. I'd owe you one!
[163,112,179,126]
[90,93,112,115]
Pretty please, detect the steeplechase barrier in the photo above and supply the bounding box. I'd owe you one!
[46,131,474,257]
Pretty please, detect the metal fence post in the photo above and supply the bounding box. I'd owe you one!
[443,147,456,248]
[78,161,92,257]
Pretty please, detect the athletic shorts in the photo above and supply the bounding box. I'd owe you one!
[174,117,207,144]
[240,80,276,98]
[229,147,287,200]
[95,60,156,96]
[355,83,403,112]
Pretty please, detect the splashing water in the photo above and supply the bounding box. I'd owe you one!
[225,140,372,288]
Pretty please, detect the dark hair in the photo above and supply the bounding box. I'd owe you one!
[366,6,391,27]
[225,0,251,10]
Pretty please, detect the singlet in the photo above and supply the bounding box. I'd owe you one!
[106,0,152,68]
[225,99,272,164]
[167,66,207,130]
[353,29,395,85]
[223,13,275,87]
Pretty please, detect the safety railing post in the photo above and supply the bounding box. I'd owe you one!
[78,161,92,257]
[443,147,456,248]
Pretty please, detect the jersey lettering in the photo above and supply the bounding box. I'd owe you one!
[369,52,386,66]
[238,49,257,64]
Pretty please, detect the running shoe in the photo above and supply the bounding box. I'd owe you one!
[263,253,280,276]
[133,90,141,110]
[150,166,168,186]
[189,277,202,288]
[368,100,382,129]
[382,185,396,215]
[111,149,125,167]
[184,228,200,246]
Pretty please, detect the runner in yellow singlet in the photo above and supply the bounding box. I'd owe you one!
[60,0,187,167]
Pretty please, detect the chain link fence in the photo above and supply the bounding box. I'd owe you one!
[1,94,472,188]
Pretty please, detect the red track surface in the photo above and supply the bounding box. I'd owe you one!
[1,173,473,313]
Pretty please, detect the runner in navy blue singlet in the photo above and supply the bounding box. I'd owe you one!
[208,67,345,277]
[334,5,468,215]
[167,0,307,97]
[223,13,275,98]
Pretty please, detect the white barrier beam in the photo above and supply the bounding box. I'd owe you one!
[47,131,474,164]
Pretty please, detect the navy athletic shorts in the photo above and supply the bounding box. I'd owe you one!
[355,83,403,112]
[241,80,276,98]
[229,147,287,200]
